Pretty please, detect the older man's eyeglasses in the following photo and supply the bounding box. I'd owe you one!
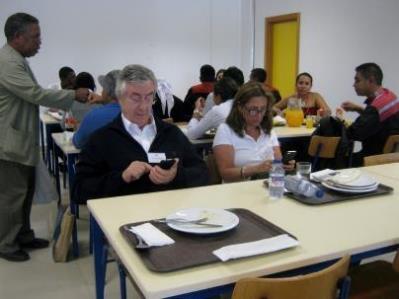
[127,92,155,105]
[244,106,267,116]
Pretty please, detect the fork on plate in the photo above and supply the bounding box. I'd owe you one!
[153,217,223,227]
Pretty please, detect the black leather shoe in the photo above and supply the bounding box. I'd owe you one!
[20,238,49,250]
[0,250,30,262]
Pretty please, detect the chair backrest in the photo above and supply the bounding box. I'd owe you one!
[383,134,399,153]
[363,152,399,166]
[205,153,222,185]
[308,136,341,159]
[308,136,344,171]
[232,255,350,299]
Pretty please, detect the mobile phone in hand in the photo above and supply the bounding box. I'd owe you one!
[159,159,175,170]
[282,150,297,164]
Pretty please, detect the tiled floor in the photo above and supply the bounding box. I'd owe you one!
[0,195,138,299]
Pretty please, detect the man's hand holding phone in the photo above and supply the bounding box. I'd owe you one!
[149,159,179,184]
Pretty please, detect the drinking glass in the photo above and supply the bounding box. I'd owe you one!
[305,115,314,129]
[296,162,311,180]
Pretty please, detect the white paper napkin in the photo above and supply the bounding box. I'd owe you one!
[48,111,63,121]
[310,169,337,182]
[128,223,174,247]
[213,234,299,262]
[329,169,361,185]
[273,115,287,125]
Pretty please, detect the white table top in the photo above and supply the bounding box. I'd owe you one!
[88,164,399,299]
[274,125,315,138]
[177,123,315,144]
[364,162,399,180]
[51,132,80,155]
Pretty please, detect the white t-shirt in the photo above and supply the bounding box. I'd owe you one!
[203,92,215,115]
[186,99,233,139]
[213,123,279,167]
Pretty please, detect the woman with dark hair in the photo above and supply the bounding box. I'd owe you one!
[63,71,99,127]
[216,68,225,81]
[186,77,238,139]
[213,82,294,182]
[273,72,331,117]
[74,71,96,91]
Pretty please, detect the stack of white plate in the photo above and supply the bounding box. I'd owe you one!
[321,169,379,193]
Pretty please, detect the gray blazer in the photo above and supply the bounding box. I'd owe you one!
[0,44,75,166]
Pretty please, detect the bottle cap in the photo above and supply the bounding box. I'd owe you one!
[315,188,324,198]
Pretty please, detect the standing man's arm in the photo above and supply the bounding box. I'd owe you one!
[0,58,88,110]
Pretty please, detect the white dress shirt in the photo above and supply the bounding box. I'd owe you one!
[186,99,233,139]
[121,114,157,153]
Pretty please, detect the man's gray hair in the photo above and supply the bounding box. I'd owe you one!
[4,12,38,42]
[98,69,121,100]
[116,64,157,99]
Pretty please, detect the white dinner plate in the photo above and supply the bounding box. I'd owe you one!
[329,169,361,184]
[166,208,239,234]
[329,181,379,190]
[329,171,377,188]
[322,181,378,194]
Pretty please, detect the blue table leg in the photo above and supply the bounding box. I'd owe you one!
[68,154,79,257]
[91,215,105,299]
[118,263,127,299]
[46,123,62,174]
[53,142,62,204]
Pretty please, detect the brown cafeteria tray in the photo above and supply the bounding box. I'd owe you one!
[119,208,297,272]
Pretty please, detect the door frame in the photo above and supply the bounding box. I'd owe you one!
[265,12,301,85]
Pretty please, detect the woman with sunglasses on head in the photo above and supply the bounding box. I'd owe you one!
[273,72,331,117]
[213,82,295,182]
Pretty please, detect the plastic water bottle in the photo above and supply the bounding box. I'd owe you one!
[269,160,285,200]
[284,175,324,198]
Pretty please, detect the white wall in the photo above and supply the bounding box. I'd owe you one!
[254,0,399,117]
[0,0,249,99]
[3,0,397,111]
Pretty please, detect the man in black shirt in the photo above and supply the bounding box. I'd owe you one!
[340,63,399,165]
